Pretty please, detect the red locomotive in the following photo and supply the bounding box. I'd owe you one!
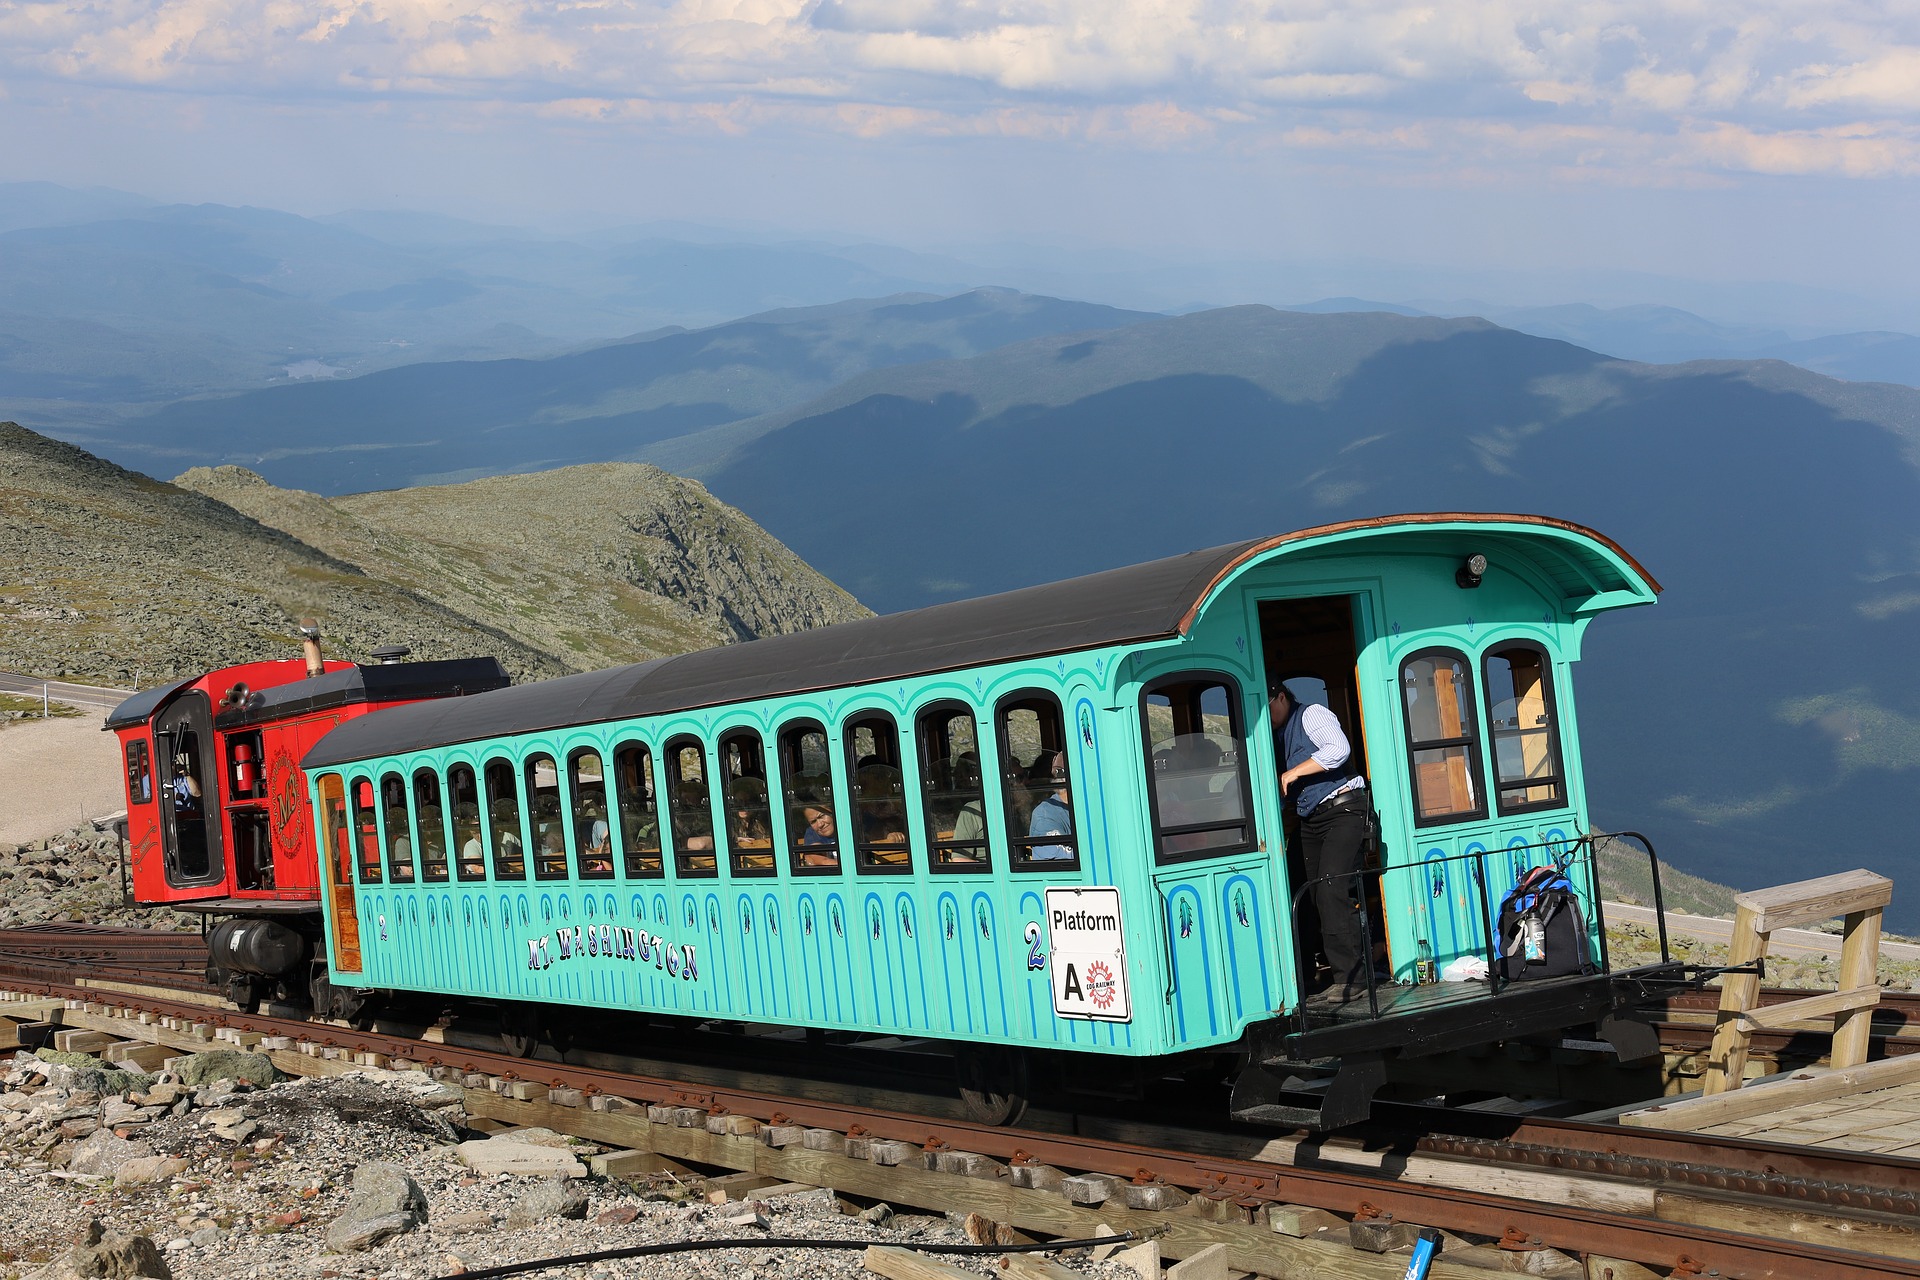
[105,628,507,1010]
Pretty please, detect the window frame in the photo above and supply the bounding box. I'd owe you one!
[1481,641,1569,815]
[777,719,842,877]
[482,755,527,881]
[993,690,1081,873]
[349,773,383,885]
[915,700,992,874]
[566,745,615,881]
[1398,646,1489,828]
[718,728,778,879]
[842,710,914,875]
[610,739,664,880]
[379,770,416,883]
[125,739,153,805]
[664,735,719,879]
[412,766,450,883]
[446,761,487,882]
[1138,671,1259,866]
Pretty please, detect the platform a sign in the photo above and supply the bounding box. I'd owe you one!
[1045,886,1131,1022]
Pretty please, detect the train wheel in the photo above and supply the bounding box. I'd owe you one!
[499,1004,544,1059]
[954,1044,1030,1126]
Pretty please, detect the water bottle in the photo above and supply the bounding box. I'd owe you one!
[1415,936,1435,984]
[1523,914,1546,963]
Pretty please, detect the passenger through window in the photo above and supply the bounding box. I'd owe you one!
[998,695,1077,868]
[448,764,485,880]
[525,754,567,880]
[1485,645,1566,812]
[611,742,663,878]
[1401,650,1486,825]
[380,772,415,882]
[779,722,840,873]
[720,731,775,876]
[483,758,526,879]
[845,714,910,871]
[125,740,152,805]
[666,739,717,876]
[1143,675,1253,860]
[568,749,613,879]
[412,768,449,882]
[917,704,989,870]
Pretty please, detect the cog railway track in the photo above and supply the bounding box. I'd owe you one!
[4,927,1920,1279]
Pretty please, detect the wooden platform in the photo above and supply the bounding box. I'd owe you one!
[1620,1052,1920,1155]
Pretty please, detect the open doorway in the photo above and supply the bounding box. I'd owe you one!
[1257,595,1381,987]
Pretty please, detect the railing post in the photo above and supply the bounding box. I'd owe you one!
[42,683,49,719]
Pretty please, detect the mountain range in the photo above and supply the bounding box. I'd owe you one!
[0,423,864,689]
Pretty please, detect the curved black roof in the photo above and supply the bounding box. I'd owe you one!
[302,513,1655,769]
[104,678,196,731]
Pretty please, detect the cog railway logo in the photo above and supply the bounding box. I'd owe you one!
[1086,960,1118,1011]
[265,746,310,859]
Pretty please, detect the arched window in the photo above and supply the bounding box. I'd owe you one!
[568,747,614,880]
[483,757,525,879]
[525,753,567,880]
[719,730,776,877]
[996,692,1077,869]
[447,764,486,881]
[611,741,663,878]
[665,737,717,877]
[380,771,415,883]
[350,775,382,885]
[1141,673,1255,862]
[1399,649,1486,826]
[1484,644,1567,813]
[844,712,911,872]
[917,703,990,871]
[778,721,840,874]
[412,767,449,883]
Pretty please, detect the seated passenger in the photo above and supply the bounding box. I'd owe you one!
[675,782,715,853]
[1027,752,1073,861]
[796,805,840,868]
[727,779,772,846]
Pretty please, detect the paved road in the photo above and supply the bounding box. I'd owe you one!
[1606,901,1920,961]
[0,671,133,714]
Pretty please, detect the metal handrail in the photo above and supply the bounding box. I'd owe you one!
[1285,829,1673,1025]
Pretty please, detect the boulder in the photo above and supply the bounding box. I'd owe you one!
[65,1219,173,1279]
[505,1179,590,1228]
[115,1156,188,1187]
[323,1161,428,1253]
[171,1052,282,1089]
[454,1137,586,1178]
[68,1131,154,1177]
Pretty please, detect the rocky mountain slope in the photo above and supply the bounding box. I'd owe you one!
[1,423,864,688]
[174,463,869,670]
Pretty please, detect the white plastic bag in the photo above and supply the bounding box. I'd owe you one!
[1441,955,1490,982]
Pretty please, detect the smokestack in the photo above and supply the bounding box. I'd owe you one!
[298,618,324,678]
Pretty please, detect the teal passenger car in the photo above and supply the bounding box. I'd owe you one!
[301,513,1679,1125]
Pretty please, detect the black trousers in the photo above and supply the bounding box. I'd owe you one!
[1300,801,1367,986]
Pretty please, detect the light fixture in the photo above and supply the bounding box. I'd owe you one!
[1455,553,1487,589]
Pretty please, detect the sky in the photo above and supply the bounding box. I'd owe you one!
[4,1,1920,306]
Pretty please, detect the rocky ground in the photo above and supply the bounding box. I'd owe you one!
[0,1049,1141,1280]
[0,820,191,932]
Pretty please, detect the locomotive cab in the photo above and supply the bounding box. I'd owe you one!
[107,646,509,1009]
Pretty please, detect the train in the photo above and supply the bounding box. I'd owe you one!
[107,514,1694,1127]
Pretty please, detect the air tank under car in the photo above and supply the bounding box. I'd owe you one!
[204,916,308,979]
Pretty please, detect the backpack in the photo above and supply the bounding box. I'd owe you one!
[1496,864,1593,981]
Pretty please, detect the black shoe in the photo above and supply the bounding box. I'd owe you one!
[1306,982,1365,1006]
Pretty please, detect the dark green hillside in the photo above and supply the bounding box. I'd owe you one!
[680,310,1920,925]
[111,289,1157,492]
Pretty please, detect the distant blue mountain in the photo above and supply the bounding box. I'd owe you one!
[96,289,1159,491]
[651,307,1920,925]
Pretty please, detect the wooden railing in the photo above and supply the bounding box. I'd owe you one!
[1701,868,1892,1096]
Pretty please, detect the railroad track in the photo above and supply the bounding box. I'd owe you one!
[0,924,211,993]
[3,960,1918,1280]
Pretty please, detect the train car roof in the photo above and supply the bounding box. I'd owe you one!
[302,513,1656,769]
[104,659,510,732]
[103,678,198,731]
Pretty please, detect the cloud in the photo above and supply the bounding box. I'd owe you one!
[2,0,1918,179]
